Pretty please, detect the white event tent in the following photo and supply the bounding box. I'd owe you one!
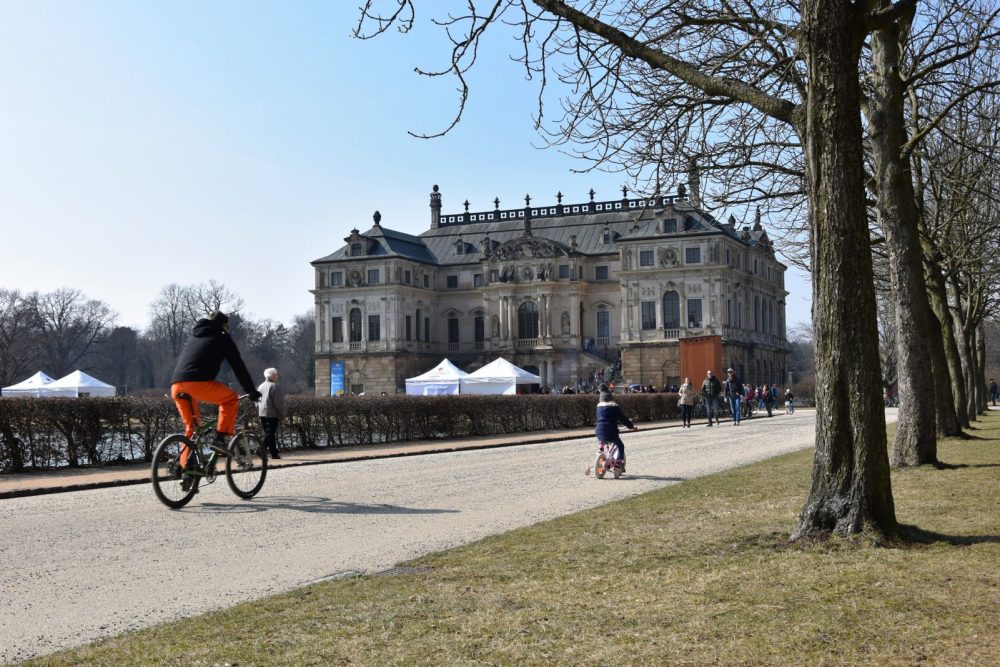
[404,358,469,395]
[460,357,542,395]
[44,370,117,398]
[1,371,77,398]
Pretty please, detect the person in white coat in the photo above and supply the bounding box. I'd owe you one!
[257,368,287,459]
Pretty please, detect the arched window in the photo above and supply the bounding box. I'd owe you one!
[662,291,680,329]
[518,301,539,339]
[349,308,363,342]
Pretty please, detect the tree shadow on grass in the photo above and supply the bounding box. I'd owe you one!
[617,474,687,482]
[934,461,1000,470]
[192,496,460,516]
[956,432,988,440]
[898,524,1000,546]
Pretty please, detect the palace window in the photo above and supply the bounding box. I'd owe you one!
[473,274,484,287]
[448,317,459,344]
[351,242,363,257]
[349,309,363,342]
[331,271,343,287]
[447,275,458,289]
[518,301,539,339]
[367,269,380,284]
[641,301,656,330]
[404,270,411,285]
[405,315,412,341]
[663,291,680,329]
[367,315,380,341]
[639,250,654,267]
[687,299,703,328]
[685,247,701,264]
[596,265,609,280]
[558,264,570,279]
[332,317,343,343]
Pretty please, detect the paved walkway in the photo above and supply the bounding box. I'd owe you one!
[0,417,701,499]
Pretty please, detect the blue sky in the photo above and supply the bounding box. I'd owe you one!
[0,2,811,331]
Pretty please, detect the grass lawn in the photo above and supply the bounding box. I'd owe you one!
[27,413,1000,666]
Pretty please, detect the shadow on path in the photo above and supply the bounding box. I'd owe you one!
[190,495,460,516]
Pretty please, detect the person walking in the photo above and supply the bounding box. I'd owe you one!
[170,311,261,470]
[990,378,998,407]
[700,370,722,427]
[678,377,696,428]
[724,368,744,426]
[784,388,795,414]
[764,383,776,417]
[257,367,287,459]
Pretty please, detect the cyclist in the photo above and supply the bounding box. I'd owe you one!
[596,385,637,471]
[170,311,261,469]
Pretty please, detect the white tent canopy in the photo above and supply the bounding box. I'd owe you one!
[45,370,117,398]
[460,357,541,395]
[404,358,470,395]
[1,371,77,398]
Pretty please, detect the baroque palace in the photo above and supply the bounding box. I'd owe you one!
[311,184,790,396]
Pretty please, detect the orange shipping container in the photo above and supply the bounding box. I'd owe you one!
[680,336,724,382]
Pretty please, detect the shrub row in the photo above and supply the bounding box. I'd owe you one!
[0,393,680,473]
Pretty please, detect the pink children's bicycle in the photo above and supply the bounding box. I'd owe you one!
[585,440,626,479]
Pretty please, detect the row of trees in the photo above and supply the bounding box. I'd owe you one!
[0,282,315,396]
[354,0,1000,539]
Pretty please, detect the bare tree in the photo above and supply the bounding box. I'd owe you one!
[32,288,117,378]
[0,289,40,386]
[357,0,903,537]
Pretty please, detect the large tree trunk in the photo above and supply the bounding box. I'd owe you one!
[975,324,987,414]
[949,281,978,423]
[793,1,896,539]
[925,262,970,428]
[869,14,937,467]
[926,305,963,436]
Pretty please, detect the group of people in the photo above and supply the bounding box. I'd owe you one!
[673,369,793,428]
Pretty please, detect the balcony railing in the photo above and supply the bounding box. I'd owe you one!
[448,342,460,352]
[663,328,680,339]
[516,337,538,349]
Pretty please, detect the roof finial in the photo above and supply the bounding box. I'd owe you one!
[373,210,381,227]
[589,188,596,202]
[464,199,470,212]
[494,197,500,210]
[754,206,763,231]
[556,191,563,204]
[525,193,532,207]
[622,184,628,198]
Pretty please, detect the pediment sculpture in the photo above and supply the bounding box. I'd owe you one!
[492,237,566,261]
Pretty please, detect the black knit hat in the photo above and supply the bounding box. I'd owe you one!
[209,311,229,327]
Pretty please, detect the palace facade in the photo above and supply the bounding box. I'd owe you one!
[311,185,790,396]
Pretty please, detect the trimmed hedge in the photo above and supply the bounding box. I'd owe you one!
[0,393,680,473]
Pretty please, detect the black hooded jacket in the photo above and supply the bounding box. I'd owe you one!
[171,319,256,393]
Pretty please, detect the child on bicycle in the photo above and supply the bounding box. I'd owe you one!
[596,385,638,470]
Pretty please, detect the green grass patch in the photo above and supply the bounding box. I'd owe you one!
[28,416,1000,666]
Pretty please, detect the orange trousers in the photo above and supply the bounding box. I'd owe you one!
[171,381,239,439]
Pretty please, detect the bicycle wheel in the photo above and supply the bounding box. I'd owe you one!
[225,431,268,499]
[594,452,608,479]
[151,434,199,509]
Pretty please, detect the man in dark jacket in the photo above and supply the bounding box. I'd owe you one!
[700,369,722,426]
[723,368,745,426]
[170,311,261,463]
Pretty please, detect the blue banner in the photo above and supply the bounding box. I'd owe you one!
[330,360,345,397]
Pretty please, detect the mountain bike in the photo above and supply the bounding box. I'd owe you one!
[151,394,267,509]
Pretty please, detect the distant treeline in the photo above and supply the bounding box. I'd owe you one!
[0,283,315,396]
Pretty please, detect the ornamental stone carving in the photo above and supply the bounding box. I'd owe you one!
[561,311,571,335]
[492,237,567,261]
[659,247,679,267]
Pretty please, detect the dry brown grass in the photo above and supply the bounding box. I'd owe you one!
[28,414,1000,666]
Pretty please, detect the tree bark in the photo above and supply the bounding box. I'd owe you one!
[869,11,937,466]
[926,306,963,436]
[925,261,970,428]
[793,0,896,538]
[949,280,978,423]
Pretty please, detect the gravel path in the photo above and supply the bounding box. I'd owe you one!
[0,410,880,663]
